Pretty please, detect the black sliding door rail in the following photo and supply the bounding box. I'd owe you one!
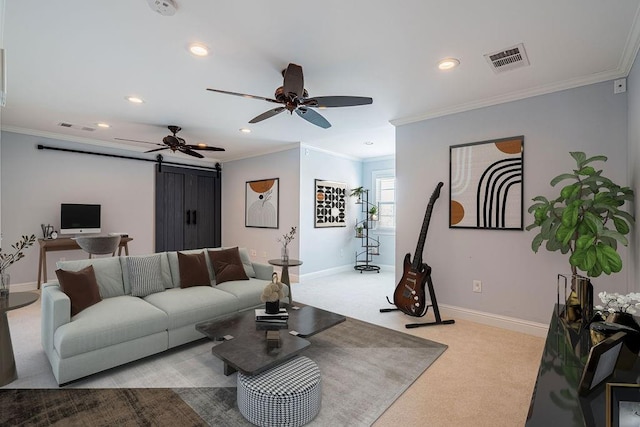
[37,144,221,175]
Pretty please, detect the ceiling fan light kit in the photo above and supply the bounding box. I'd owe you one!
[207,63,373,129]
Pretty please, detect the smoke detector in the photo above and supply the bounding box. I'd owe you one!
[484,43,530,74]
[147,0,177,16]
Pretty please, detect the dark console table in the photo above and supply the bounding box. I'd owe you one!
[526,305,640,426]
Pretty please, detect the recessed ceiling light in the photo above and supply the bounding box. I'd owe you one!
[96,122,110,128]
[240,128,251,133]
[126,96,144,104]
[189,43,209,57]
[364,141,374,145]
[438,58,460,70]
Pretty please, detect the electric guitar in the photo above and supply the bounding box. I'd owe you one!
[393,182,443,316]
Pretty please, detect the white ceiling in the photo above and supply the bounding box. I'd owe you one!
[2,0,640,163]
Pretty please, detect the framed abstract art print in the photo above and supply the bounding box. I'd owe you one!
[449,136,524,230]
[246,178,279,228]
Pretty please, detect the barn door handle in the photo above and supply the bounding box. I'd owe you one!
[193,210,197,225]
[186,210,191,225]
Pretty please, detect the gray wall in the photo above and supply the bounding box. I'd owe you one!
[221,148,301,265]
[396,80,630,323]
[299,147,362,274]
[361,156,395,267]
[627,52,640,290]
[0,132,157,284]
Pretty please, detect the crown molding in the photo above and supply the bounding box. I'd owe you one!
[362,154,395,163]
[221,142,301,163]
[300,143,361,162]
[390,68,628,127]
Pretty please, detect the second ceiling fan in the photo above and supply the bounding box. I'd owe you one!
[207,63,373,129]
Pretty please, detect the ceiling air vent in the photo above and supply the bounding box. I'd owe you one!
[484,43,530,74]
[57,122,95,132]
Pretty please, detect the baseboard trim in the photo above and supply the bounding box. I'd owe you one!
[299,264,396,281]
[9,282,39,293]
[438,304,549,337]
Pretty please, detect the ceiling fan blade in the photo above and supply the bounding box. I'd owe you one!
[283,63,304,99]
[295,107,331,129]
[249,106,286,124]
[303,96,373,108]
[114,137,164,147]
[206,88,281,104]
[186,144,226,152]
[144,147,168,153]
[179,147,204,158]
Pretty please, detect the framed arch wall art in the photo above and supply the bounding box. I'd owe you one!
[449,136,524,230]
[246,178,279,228]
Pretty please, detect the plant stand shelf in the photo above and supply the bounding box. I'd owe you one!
[353,189,380,274]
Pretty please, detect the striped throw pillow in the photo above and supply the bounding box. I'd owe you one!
[127,254,164,298]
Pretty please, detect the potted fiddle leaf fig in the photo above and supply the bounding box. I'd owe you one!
[526,152,634,278]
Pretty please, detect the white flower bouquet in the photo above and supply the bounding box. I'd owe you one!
[595,291,640,315]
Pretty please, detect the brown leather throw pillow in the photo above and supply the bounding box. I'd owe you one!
[208,247,249,285]
[177,251,211,288]
[55,265,102,316]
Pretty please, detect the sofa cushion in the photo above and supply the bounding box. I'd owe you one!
[143,287,239,330]
[208,247,249,285]
[208,247,255,279]
[56,257,125,298]
[177,251,211,288]
[215,277,289,308]
[167,249,214,288]
[121,252,173,294]
[53,295,169,358]
[127,254,165,297]
[55,265,102,316]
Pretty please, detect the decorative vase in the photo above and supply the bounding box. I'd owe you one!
[605,311,640,331]
[265,300,280,314]
[0,273,9,299]
[281,246,289,262]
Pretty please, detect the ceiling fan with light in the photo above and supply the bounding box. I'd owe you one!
[115,125,225,158]
[207,63,373,129]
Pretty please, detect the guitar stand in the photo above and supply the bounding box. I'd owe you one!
[380,272,455,328]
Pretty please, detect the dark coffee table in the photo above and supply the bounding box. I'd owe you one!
[196,304,345,376]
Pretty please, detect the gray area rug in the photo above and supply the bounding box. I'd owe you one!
[5,317,446,426]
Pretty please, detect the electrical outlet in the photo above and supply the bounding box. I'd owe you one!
[250,249,257,257]
[59,257,66,262]
[340,249,344,257]
[472,280,482,293]
[262,251,267,258]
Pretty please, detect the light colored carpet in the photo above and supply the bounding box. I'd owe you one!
[6,270,545,426]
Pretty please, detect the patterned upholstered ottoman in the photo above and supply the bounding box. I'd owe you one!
[237,356,322,426]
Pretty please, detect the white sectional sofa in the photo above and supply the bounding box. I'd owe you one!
[40,247,287,385]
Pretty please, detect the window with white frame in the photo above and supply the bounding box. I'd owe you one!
[373,169,395,231]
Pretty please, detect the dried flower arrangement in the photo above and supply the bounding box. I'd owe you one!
[261,273,284,303]
[277,226,297,249]
[0,234,36,275]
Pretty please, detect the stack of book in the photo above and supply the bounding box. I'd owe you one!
[255,308,289,326]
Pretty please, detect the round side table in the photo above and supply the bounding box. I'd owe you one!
[1,292,39,386]
[268,259,303,305]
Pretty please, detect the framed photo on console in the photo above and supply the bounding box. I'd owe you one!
[606,382,640,427]
[578,331,626,396]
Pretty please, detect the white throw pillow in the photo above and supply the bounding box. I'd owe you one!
[127,254,165,298]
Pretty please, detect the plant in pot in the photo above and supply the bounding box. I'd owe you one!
[355,224,364,238]
[349,186,365,203]
[526,152,634,324]
[368,206,378,221]
[0,234,36,298]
